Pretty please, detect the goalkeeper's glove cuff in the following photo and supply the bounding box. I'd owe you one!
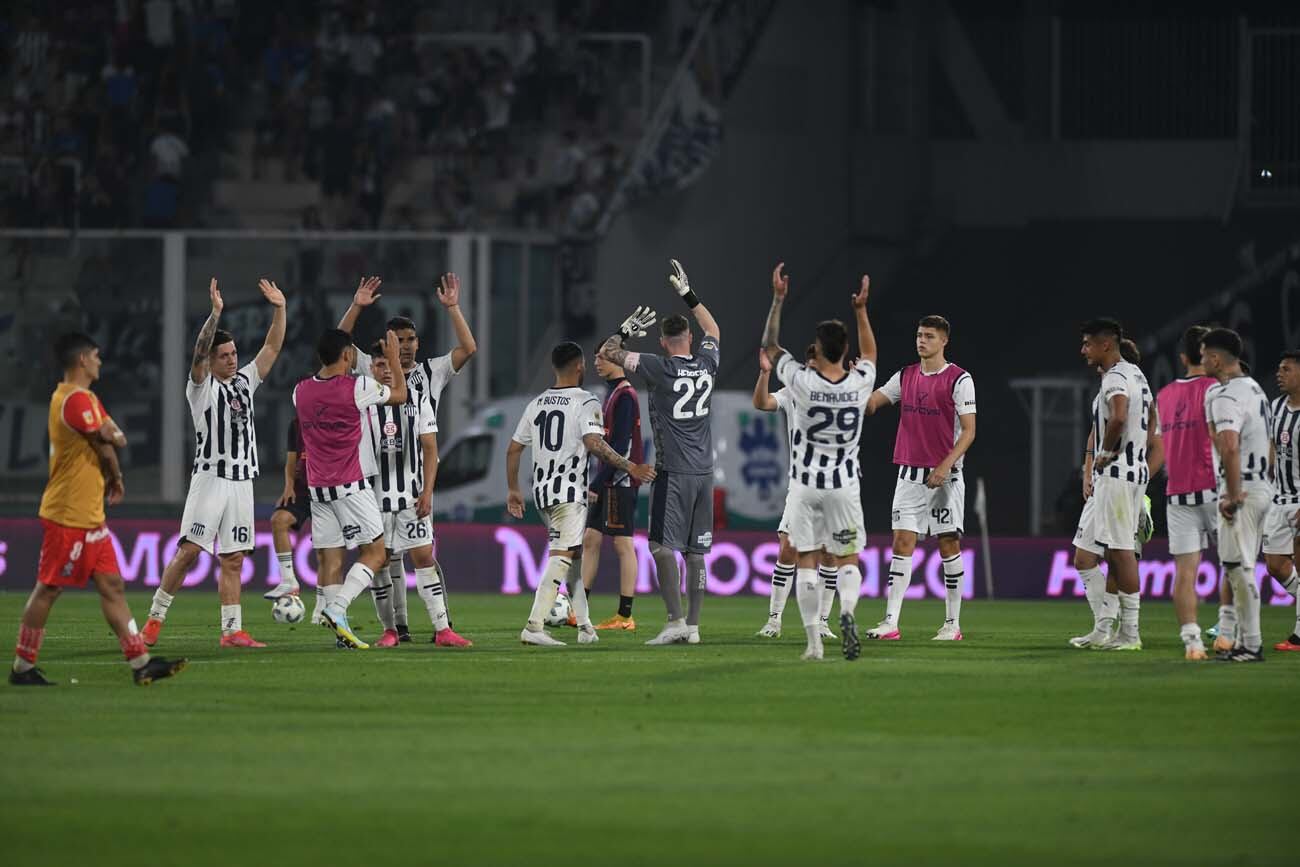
[679,289,701,309]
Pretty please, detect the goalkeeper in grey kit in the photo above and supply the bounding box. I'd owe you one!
[600,261,722,645]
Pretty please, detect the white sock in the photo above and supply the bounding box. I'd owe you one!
[1279,568,1300,636]
[1227,566,1261,652]
[837,564,862,617]
[220,604,241,635]
[942,553,964,626]
[311,585,326,618]
[795,568,822,654]
[1101,591,1119,631]
[1118,591,1140,640]
[1080,567,1104,627]
[571,567,592,628]
[1218,603,1237,644]
[370,571,395,631]
[334,564,375,611]
[323,584,340,607]
[527,556,569,631]
[884,555,913,625]
[388,556,408,627]
[276,552,299,589]
[149,589,175,621]
[768,562,795,619]
[416,565,449,631]
[818,564,837,625]
[1180,621,1203,648]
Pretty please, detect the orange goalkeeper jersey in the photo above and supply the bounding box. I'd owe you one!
[39,382,111,529]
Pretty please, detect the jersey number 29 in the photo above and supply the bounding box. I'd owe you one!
[671,374,714,420]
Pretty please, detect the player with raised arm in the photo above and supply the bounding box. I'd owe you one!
[1202,328,1275,662]
[340,273,476,641]
[142,278,287,649]
[600,260,721,645]
[507,342,656,646]
[1263,351,1300,650]
[862,314,977,641]
[10,333,186,686]
[361,340,471,648]
[293,329,407,649]
[759,265,877,660]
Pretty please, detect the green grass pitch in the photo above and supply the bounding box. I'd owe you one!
[0,591,1295,866]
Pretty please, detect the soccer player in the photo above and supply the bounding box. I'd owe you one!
[340,272,477,641]
[294,329,407,649]
[1264,351,1300,651]
[758,265,876,660]
[578,343,644,631]
[862,315,977,641]
[362,340,471,648]
[143,278,286,648]
[600,260,722,646]
[1156,325,1219,659]
[507,341,656,646]
[264,410,310,603]
[754,345,850,641]
[10,333,186,686]
[1202,328,1275,662]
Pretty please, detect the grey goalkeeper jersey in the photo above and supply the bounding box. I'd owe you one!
[628,336,720,475]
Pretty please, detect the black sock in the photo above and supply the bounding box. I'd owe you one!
[618,595,634,617]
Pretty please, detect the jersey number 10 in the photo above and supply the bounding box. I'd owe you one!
[533,410,566,451]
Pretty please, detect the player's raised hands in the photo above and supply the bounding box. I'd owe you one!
[507,489,525,519]
[771,262,789,300]
[258,278,286,307]
[382,329,401,360]
[668,259,691,296]
[209,278,223,315]
[438,272,461,307]
[758,348,773,372]
[354,276,382,307]
[852,274,870,308]
[618,305,657,341]
[628,463,657,484]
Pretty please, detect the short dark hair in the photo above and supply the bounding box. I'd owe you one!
[1281,349,1300,365]
[815,320,848,364]
[317,328,353,366]
[551,340,583,370]
[211,329,235,354]
[1201,327,1243,359]
[918,315,950,336]
[54,332,98,370]
[661,314,690,339]
[369,339,386,357]
[1081,318,1124,340]
[387,316,417,333]
[1119,338,1141,364]
[804,343,817,362]
[1181,325,1211,365]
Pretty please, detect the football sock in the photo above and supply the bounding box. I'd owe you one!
[220,604,242,635]
[1101,591,1119,631]
[837,564,862,617]
[276,552,299,589]
[1218,604,1237,644]
[13,624,42,672]
[818,565,837,624]
[650,543,684,622]
[769,562,795,619]
[884,555,913,625]
[120,633,149,670]
[1180,621,1203,648]
[685,553,707,627]
[1080,566,1104,626]
[148,588,175,622]
[335,564,375,611]
[311,585,325,619]
[1278,568,1300,635]
[388,556,408,627]
[369,571,396,631]
[570,559,592,628]
[416,566,449,631]
[527,555,569,631]
[1226,566,1262,652]
[322,584,341,607]
[618,595,634,618]
[942,553,964,626]
[1117,591,1140,640]
[795,568,822,653]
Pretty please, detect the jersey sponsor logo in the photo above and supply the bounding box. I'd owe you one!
[383,421,398,437]
[696,531,713,548]
[547,526,561,542]
[833,529,858,545]
[892,509,902,523]
[1282,431,1292,446]
[86,527,110,543]
[82,410,95,426]
[189,522,207,538]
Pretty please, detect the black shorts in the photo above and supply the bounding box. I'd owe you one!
[587,487,638,537]
[273,496,311,532]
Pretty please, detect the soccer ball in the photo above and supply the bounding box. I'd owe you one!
[545,594,572,627]
[272,594,306,624]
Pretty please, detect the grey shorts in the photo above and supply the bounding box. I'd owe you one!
[648,471,714,554]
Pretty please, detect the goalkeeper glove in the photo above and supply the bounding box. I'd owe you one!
[668,259,700,309]
[616,305,657,341]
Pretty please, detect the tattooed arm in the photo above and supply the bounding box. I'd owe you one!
[191,278,223,384]
[761,262,788,363]
[583,433,656,483]
[599,333,631,368]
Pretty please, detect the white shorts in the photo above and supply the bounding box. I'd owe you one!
[179,473,254,555]
[542,501,587,551]
[783,482,866,556]
[1216,486,1281,566]
[310,492,384,551]
[1262,501,1299,557]
[891,472,965,538]
[381,507,434,553]
[1074,475,1143,555]
[1166,499,1218,556]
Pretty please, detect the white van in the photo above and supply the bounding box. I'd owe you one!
[431,390,791,530]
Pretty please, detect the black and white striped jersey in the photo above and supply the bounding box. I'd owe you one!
[354,350,457,419]
[1091,360,1153,484]
[1270,395,1300,504]
[773,354,876,489]
[1205,375,1272,490]
[512,387,605,510]
[364,392,438,513]
[188,361,262,481]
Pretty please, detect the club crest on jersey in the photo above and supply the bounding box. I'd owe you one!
[383,421,399,437]
[548,527,561,541]
[189,522,207,538]
[343,524,361,540]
